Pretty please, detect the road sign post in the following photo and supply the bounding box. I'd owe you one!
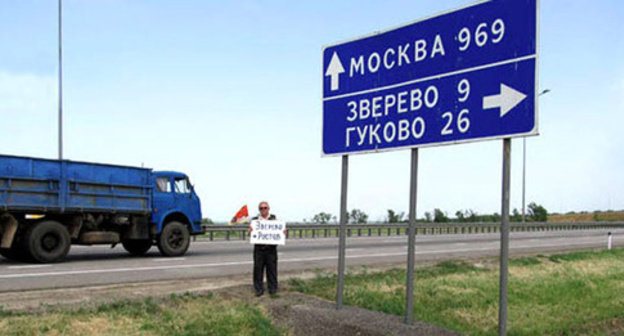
[499,138,511,335]
[405,148,418,324]
[322,0,538,331]
[336,155,348,309]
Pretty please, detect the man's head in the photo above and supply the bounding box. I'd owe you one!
[258,201,270,217]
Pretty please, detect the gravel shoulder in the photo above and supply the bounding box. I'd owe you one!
[264,292,459,336]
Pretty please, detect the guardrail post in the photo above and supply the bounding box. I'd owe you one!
[299,229,303,239]
[324,229,328,237]
[226,231,230,241]
[358,228,362,236]
[210,231,214,241]
[368,228,372,236]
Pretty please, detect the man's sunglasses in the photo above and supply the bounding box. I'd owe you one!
[259,207,269,210]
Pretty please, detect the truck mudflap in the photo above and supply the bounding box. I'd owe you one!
[0,213,18,249]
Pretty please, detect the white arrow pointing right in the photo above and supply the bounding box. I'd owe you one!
[482,84,527,117]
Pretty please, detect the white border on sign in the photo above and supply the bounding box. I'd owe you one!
[323,55,536,102]
[320,0,540,157]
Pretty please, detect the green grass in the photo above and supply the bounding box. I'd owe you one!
[290,249,624,335]
[509,256,542,266]
[0,292,282,336]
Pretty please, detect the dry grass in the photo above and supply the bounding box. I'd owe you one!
[549,210,624,222]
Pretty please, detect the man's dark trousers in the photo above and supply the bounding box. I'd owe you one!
[253,244,277,295]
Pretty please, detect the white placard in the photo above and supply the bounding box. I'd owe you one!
[249,220,286,245]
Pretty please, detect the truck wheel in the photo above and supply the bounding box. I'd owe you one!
[122,239,152,256]
[25,221,71,263]
[157,221,190,257]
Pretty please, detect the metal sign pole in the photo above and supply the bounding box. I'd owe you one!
[498,138,511,335]
[58,0,63,160]
[336,154,349,309]
[521,137,526,223]
[404,148,419,324]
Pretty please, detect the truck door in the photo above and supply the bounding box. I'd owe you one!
[173,177,200,225]
[152,176,174,225]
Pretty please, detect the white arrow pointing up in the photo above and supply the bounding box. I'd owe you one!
[325,52,345,91]
[482,84,527,117]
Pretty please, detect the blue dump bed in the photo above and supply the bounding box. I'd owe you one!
[0,155,152,214]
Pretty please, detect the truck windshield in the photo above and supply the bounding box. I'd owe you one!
[174,177,191,194]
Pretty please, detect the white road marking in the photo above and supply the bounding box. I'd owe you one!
[7,265,52,270]
[152,258,186,262]
[0,241,608,280]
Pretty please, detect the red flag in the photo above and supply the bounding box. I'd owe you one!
[230,205,249,225]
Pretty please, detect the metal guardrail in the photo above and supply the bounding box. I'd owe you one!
[200,222,624,241]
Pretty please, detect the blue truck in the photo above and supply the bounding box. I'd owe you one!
[0,154,203,263]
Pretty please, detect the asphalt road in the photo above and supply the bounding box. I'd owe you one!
[0,229,621,293]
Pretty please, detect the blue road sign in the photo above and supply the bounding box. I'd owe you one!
[322,0,538,155]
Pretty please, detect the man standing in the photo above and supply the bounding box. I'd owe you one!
[250,201,278,296]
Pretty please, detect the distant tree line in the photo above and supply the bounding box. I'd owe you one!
[423,202,547,222]
[308,202,548,224]
[308,209,368,224]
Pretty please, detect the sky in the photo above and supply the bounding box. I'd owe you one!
[1,0,623,222]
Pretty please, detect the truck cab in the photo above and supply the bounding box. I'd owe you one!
[151,171,203,235]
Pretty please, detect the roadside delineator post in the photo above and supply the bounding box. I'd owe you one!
[608,232,612,250]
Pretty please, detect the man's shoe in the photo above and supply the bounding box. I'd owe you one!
[255,291,264,297]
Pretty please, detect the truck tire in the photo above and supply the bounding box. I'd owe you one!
[122,239,152,256]
[25,221,71,263]
[157,221,190,257]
